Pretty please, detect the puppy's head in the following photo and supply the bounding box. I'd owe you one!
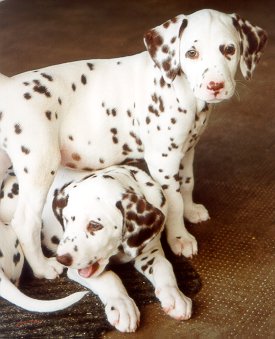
[53,169,165,278]
[144,9,267,103]
[53,179,123,278]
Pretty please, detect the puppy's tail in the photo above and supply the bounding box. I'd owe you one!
[0,270,88,313]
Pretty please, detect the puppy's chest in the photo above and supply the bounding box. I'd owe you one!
[182,106,210,153]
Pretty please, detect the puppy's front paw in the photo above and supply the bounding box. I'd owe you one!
[168,232,198,258]
[156,286,192,320]
[185,203,210,223]
[33,257,64,279]
[105,295,140,332]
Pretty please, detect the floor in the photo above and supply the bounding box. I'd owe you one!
[0,0,274,338]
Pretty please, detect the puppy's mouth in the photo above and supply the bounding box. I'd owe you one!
[78,262,99,278]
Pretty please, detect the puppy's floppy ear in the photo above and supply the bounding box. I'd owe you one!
[144,15,188,84]
[116,192,165,250]
[52,183,71,230]
[231,13,267,80]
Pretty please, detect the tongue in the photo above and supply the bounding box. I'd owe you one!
[78,262,99,278]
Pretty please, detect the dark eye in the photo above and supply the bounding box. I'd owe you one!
[87,221,103,235]
[225,44,236,55]
[185,49,199,59]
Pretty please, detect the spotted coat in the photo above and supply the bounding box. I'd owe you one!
[0,9,267,279]
[0,162,192,331]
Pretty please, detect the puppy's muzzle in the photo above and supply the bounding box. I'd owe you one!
[56,253,73,266]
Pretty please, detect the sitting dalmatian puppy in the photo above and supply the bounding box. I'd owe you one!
[0,9,267,280]
[0,161,192,332]
[0,217,87,312]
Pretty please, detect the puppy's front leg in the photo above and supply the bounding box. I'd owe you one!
[145,152,197,257]
[180,148,210,223]
[67,269,140,333]
[134,244,192,320]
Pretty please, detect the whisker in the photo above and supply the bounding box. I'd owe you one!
[234,89,241,102]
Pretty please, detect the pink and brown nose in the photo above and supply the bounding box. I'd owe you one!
[56,253,73,266]
[207,81,224,92]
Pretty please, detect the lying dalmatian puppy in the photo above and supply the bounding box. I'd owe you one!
[0,162,191,332]
[0,218,87,312]
[0,9,267,279]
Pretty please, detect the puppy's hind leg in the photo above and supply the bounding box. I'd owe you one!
[11,143,63,279]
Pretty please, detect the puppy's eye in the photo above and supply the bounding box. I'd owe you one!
[225,44,236,55]
[185,49,199,59]
[220,44,236,59]
[87,221,104,235]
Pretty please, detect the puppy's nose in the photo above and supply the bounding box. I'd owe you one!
[56,253,73,266]
[207,81,224,91]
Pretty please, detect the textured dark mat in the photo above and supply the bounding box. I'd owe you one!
[0,249,201,338]
[0,0,274,338]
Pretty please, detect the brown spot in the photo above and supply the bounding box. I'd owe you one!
[72,153,81,161]
[87,62,94,70]
[129,131,142,146]
[72,83,76,91]
[162,45,169,53]
[33,85,51,97]
[24,93,31,100]
[45,111,52,120]
[162,60,171,72]
[159,97,164,112]
[123,143,132,153]
[127,110,132,117]
[14,124,22,134]
[41,73,53,81]
[21,146,30,154]
[159,77,166,88]
[170,36,176,44]
[113,136,119,144]
[148,105,159,117]
[81,74,87,85]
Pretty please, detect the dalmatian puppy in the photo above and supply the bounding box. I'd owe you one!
[0,162,192,332]
[0,217,87,312]
[0,9,267,279]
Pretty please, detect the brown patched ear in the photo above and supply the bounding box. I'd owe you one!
[116,192,165,251]
[231,13,267,80]
[52,188,69,230]
[144,15,188,84]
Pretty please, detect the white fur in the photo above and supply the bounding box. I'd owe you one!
[0,9,266,279]
[0,164,192,332]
